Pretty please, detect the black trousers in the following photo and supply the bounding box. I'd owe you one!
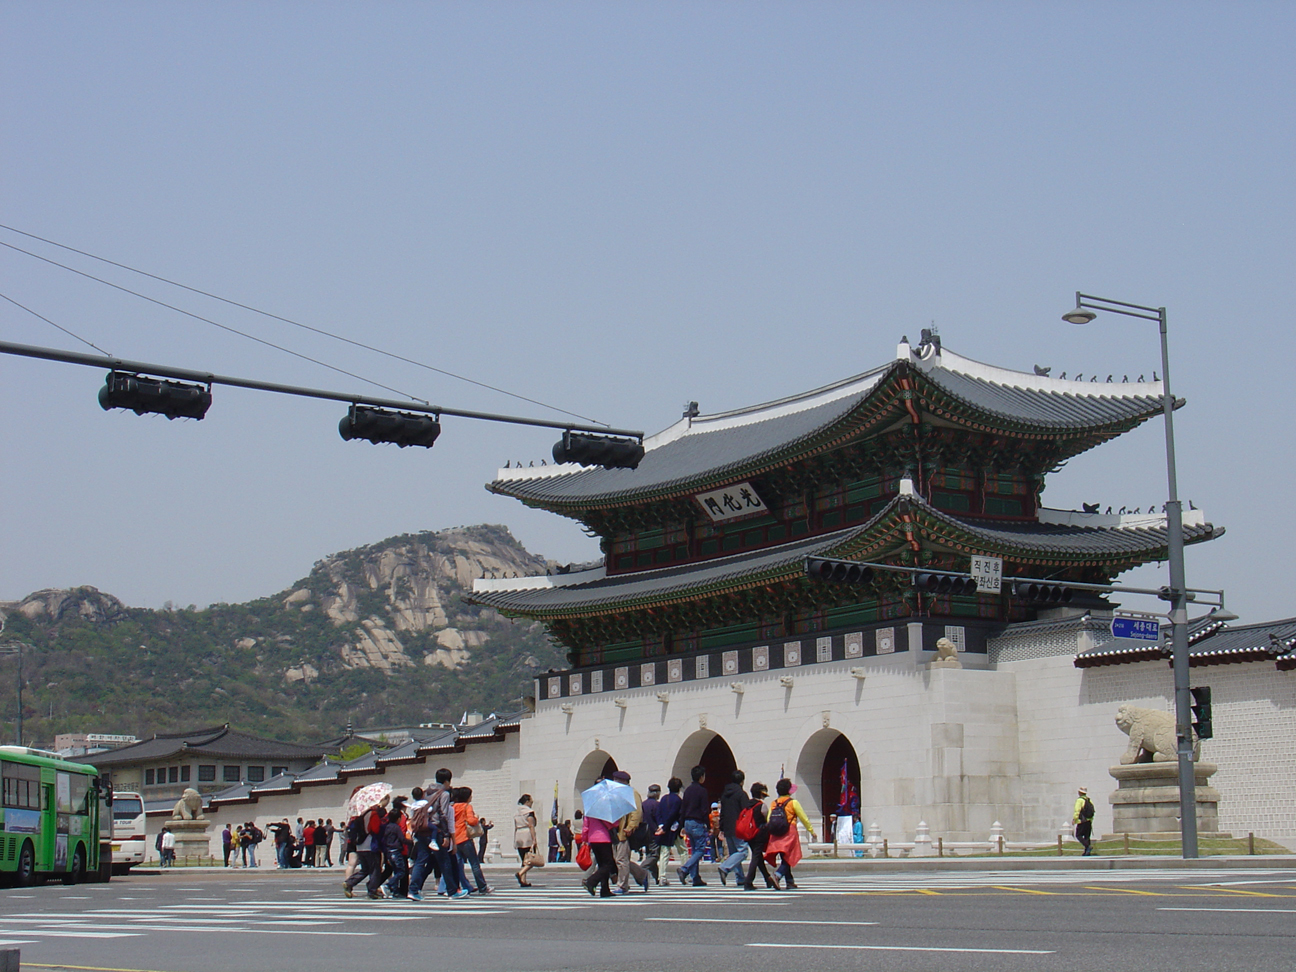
[744,836,775,888]
[584,842,616,896]
[1075,821,1093,855]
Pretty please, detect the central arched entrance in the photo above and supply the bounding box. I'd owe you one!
[794,729,861,842]
[573,749,618,817]
[671,730,737,803]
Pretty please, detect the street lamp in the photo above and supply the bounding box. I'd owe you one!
[1063,291,1198,859]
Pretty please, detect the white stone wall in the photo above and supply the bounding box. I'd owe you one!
[1003,653,1296,841]
[520,645,1023,842]
[147,734,522,862]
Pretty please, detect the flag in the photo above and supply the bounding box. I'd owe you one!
[552,780,559,826]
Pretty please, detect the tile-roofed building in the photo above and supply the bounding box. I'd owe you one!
[463,335,1295,847]
[86,724,327,802]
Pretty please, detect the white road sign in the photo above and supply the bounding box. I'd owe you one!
[970,555,1003,594]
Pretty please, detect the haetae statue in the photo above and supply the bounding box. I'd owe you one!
[171,787,205,820]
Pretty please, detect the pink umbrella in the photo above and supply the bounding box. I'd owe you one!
[346,782,392,819]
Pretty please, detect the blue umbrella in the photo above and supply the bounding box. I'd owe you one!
[580,779,636,822]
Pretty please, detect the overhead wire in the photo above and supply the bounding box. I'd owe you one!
[0,238,429,404]
[0,222,608,426]
[0,292,113,356]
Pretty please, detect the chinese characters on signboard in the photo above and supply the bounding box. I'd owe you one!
[694,482,766,522]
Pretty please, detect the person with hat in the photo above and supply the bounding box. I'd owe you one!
[1073,787,1095,856]
[610,770,651,894]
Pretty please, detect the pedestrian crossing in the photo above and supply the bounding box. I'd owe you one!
[0,867,1288,948]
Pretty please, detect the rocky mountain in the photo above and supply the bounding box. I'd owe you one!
[0,525,565,744]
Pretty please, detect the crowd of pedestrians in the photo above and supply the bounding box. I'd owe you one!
[339,768,497,901]
[207,762,810,897]
[575,764,811,897]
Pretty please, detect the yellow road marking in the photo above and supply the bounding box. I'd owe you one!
[1083,886,1161,895]
[1180,886,1285,897]
[915,889,942,895]
[28,965,186,972]
[991,885,1057,895]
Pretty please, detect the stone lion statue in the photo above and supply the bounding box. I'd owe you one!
[1115,704,1199,764]
[935,637,959,661]
[171,787,205,820]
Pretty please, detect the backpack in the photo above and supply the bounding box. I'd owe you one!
[346,815,365,845]
[1079,797,1095,823]
[735,804,759,842]
[766,797,791,837]
[627,818,650,851]
[408,802,432,838]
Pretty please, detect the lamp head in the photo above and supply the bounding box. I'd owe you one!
[1062,306,1097,325]
[1209,606,1240,623]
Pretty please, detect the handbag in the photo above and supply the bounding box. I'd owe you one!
[466,820,485,839]
[575,842,592,870]
[525,849,546,868]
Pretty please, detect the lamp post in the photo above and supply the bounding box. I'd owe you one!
[1062,292,1198,859]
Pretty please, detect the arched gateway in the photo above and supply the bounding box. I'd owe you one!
[672,731,736,803]
[573,750,618,813]
[795,729,861,842]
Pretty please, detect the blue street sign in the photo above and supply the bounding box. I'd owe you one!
[1112,616,1161,642]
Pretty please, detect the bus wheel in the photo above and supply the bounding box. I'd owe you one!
[63,846,86,885]
[15,842,35,887]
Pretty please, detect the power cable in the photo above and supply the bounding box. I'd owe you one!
[0,239,427,404]
[0,292,113,356]
[0,222,607,426]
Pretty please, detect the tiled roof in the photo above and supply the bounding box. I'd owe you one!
[489,343,1168,509]
[468,495,1221,618]
[1076,615,1296,669]
[86,726,328,768]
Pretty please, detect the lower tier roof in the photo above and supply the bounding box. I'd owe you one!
[467,494,1222,620]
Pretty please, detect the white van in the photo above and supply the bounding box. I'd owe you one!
[109,791,147,873]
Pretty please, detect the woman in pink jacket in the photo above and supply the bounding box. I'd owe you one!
[580,813,617,898]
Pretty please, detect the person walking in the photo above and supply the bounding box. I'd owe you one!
[763,779,812,889]
[676,765,711,886]
[514,794,539,887]
[741,783,778,890]
[379,804,409,897]
[1073,787,1095,856]
[423,768,467,899]
[610,770,651,894]
[453,786,492,894]
[717,769,749,884]
[322,818,335,867]
[159,826,175,867]
[654,777,684,883]
[639,784,662,883]
[580,811,617,898]
[406,786,434,900]
[342,793,389,899]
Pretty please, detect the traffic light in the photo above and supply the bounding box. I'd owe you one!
[552,431,645,469]
[98,371,212,420]
[805,557,875,585]
[338,406,442,448]
[913,572,978,596]
[1190,686,1213,740]
[1010,581,1075,604]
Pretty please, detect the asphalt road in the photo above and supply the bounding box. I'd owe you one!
[1,864,1294,972]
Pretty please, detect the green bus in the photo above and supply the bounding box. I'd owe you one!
[0,746,111,886]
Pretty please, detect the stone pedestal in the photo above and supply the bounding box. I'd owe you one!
[1105,761,1230,838]
[168,819,213,862]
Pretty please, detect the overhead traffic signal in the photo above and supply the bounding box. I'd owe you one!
[1011,581,1075,604]
[552,431,645,469]
[98,371,212,420]
[338,406,442,448]
[805,557,875,585]
[1190,686,1213,740]
[913,572,978,596]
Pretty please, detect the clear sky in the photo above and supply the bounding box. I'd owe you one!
[1,2,1292,623]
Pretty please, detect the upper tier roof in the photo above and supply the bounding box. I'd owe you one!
[489,341,1168,511]
[86,724,328,767]
[468,493,1220,620]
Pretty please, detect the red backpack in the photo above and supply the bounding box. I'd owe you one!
[736,803,760,841]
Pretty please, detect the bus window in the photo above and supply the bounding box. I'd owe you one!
[1,760,42,810]
[111,794,144,823]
